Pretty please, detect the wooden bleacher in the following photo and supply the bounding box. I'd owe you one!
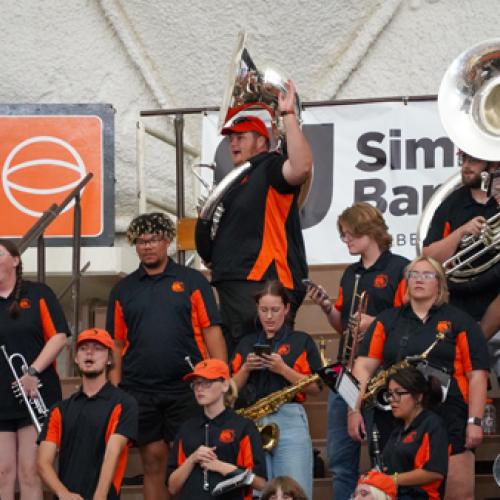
[57,264,499,499]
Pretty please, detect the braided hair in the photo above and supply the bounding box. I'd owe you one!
[0,239,23,318]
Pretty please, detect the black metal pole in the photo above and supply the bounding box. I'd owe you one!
[70,194,82,375]
[175,113,185,265]
[36,235,46,284]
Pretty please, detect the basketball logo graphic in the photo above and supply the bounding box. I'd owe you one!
[0,115,104,238]
[2,136,87,217]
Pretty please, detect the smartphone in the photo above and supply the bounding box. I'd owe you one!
[253,343,272,357]
[302,278,329,300]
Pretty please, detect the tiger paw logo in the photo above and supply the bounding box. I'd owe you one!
[171,281,185,292]
[402,431,417,444]
[19,298,31,309]
[219,429,235,443]
[373,274,388,288]
[277,344,291,356]
[436,321,451,335]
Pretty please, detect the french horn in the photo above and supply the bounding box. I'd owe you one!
[417,39,500,288]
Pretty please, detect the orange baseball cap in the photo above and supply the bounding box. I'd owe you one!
[357,470,397,499]
[77,328,115,351]
[183,359,230,382]
[221,116,270,140]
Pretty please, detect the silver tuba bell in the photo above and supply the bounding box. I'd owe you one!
[417,39,500,288]
[195,32,311,262]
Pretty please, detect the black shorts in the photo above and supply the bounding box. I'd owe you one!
[124,385,200,446]
[433,399,467,455]
[0,417,33,432]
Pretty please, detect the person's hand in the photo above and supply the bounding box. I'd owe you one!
[58,493,84,500]
[200,458,228,474]
[277,79,297,115]
[17,373,40,398]
[260,353,287,375]
[244,352,266,372]
[307,284,331,312]
[190,445,217,465]
[347,411,366,442]
[357,313,375,342]
[465,423,483,449]
[459,216,486,239]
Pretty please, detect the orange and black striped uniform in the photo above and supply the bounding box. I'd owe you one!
[0,281,70,422]
[210,151,307,292]
[382,409,448,499]
[106,259,221,391]
[167,408,266,500]
[359,303,489,454]
[38,382,138,499]
[423,185,499,320]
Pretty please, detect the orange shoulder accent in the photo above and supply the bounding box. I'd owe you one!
[231,353,243,374]
[293,351,312,375]
[39,298,57,344]
[114,300,129,356]
[414,432,430,468]
[442,221,451,238]
[393,279,407,307]
[190,290,209,359]
[334,286,343,312]
[178,439,187,465]
[236,434,255,470]
[105,404,122,442]
[246,187,294,288]
[104,404,130,495]
[415,434,442,500]
[454,331,472,403]
[367,321,386,360]
[45,407,62,447]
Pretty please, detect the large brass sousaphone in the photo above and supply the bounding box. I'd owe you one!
[417,39,500,289]
[195,32,311,263]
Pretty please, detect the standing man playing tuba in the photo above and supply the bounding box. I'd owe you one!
[200,80,313,356]
[422,151,500,331]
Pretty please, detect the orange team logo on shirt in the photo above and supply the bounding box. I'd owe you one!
[373,274,388,288]
[19,298,31,309]
[219,429,235,443]
[436,321,451,335]
[402,431,417,444]
[171,281,185,292]
[277,344,291,356]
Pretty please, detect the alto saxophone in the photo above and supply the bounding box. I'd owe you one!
[236,339,332,452]
[236,372,320,452]
[363,331,445,411]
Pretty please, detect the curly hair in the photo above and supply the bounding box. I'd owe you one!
[126,212,176,244]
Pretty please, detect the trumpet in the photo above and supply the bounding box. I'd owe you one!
[339,274,369,369]
[1,345,49,434]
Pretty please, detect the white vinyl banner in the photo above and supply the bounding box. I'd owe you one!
[201,99,459,264]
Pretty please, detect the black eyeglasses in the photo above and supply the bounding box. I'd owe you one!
[385,390,411,402]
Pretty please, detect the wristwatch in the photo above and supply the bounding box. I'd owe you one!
[27,366,40,377]
[467,416,482,426]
